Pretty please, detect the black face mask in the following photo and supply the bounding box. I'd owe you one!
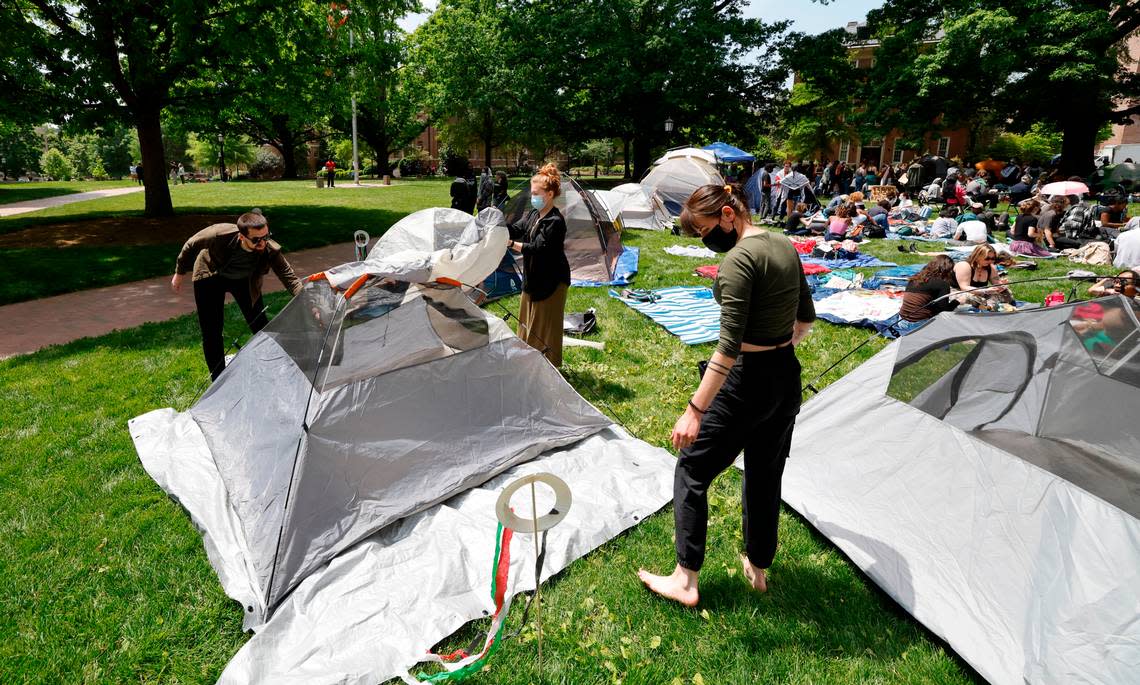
[701,223,737,253]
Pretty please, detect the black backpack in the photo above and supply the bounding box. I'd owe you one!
[942,177,957,200]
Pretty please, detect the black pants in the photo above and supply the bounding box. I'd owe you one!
[327,169,335,187]
[674,346,801,571]
[193,276,267,380]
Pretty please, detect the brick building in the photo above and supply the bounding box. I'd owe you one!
[1102,33,1140,147]
[813,21,970,167]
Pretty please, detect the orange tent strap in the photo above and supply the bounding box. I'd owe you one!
[307,272,327,282]
[435,277,462,287]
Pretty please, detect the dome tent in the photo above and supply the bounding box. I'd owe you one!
[130,208,622,624]
[501,174,624,286]
[782,297,1140,685]
[602,183,673,230]
[641,148,725,216]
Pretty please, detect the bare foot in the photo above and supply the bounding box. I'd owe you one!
[740,554,768,593]
[637,565,699,607]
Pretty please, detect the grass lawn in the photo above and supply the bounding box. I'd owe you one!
[0,179,138,205]
[0,179,454,305]
[0,184,1123,683]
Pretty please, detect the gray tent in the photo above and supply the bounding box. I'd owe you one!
[132,210,618,622]
[503,175,624,285]
[782,297,1140,685]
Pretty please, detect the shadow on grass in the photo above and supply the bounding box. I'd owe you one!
[0,206,413,305]
[561,367,635,404]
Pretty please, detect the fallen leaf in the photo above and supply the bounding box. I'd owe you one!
[649,636,662,650]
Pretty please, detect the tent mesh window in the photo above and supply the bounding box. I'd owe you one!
[885,300,1140,517]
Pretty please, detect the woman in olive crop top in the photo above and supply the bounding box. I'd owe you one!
[638,183,816,607]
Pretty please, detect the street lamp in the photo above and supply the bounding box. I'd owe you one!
[664,117,674,133]
[217,133,226,182]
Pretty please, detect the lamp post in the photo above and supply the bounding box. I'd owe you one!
[217,133,226,182]
[664,117,674,134]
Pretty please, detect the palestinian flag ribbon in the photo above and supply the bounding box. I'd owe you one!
[413,522,514,682]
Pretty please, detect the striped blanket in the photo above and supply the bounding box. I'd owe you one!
[609,286,721,345]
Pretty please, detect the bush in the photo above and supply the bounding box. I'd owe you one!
[40,148,74,181]
[397,156,430,177]
[248,149,284,179]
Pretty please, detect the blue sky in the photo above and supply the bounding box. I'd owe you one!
[399,0,885,35]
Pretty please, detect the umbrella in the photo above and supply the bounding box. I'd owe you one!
[1041,181,1089,196]
[975,159,1005,174]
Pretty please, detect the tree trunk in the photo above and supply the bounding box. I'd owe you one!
[1059,117,1099,178]
[135,108,173,217]
[632,137,653,180]
[623,138,631,179]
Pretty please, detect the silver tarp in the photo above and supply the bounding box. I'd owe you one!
[782,298,1140,685]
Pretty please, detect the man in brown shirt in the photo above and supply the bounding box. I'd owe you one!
[172,210,302,379]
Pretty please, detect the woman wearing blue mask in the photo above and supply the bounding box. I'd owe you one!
[638,183,815,607]
[507,163,571,367]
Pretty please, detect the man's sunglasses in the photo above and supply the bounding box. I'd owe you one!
[245,233,272,245]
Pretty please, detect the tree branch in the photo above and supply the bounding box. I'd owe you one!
[27,0,84,43]
[1111,3,1140,41]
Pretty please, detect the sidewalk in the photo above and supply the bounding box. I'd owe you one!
[0,186,144,217]
[0,242,358,359]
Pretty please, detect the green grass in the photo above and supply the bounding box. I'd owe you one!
[0,179,137,205]
[0,179,453,305]
[0,189,1124,683]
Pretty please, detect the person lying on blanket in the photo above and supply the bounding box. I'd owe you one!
[638,182,815,608]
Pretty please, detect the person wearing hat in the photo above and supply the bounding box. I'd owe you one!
[172,210,303,380]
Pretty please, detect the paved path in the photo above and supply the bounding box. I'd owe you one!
[0,186,145,217]
[0,242,358,359]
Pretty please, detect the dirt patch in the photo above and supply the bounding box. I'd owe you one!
[0,214,236,249]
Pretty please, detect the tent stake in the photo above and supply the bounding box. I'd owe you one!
[530,481,543,671]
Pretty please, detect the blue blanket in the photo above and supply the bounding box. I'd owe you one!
[800,254,897,269]
[609,286,720,345]
[573,246,640,287]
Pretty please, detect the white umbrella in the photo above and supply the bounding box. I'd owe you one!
[1041,181,1089,196]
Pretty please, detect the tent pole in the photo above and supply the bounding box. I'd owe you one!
[530,481,543,670]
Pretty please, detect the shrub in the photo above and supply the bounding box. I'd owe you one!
[249,149,284,179]
[40,148,74,181]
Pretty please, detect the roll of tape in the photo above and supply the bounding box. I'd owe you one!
[494,473,572,533]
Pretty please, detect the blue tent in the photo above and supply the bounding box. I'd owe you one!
[702,141,755,163]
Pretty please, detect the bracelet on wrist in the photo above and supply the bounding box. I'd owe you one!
[688,399,706,415]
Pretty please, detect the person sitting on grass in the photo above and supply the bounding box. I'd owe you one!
[929,206,960,239]
[826,204,852,241]
[783,202,811,235]
[1009,199,1053,257]
[953,244,1012,308]
[897,255,960,332]
[1100,197,1130,233]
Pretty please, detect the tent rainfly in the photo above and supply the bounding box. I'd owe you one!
[702,141,755,163]
[600,183,673,231]
[782,298,1140,685]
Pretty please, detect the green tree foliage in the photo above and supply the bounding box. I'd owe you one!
[184,133,257,175]
[330,1,426,175]
[983,124,1064,165]
[10,1,291,215]
[0,121,43,178]
[780,29,856,161]
[62,133,108,179]
[583,139,615,177]
[861,0,1140,175]
[507,0,790,178]
[411,0,521,170]
[40,147,73,181]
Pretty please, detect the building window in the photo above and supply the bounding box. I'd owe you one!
[937,136,951,157]
[892,147,905,164]
[839,140,851,163]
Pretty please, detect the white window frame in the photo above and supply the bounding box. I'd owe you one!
[839,140,851,163]
[892,147,905,164]
[937,136,951,157]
